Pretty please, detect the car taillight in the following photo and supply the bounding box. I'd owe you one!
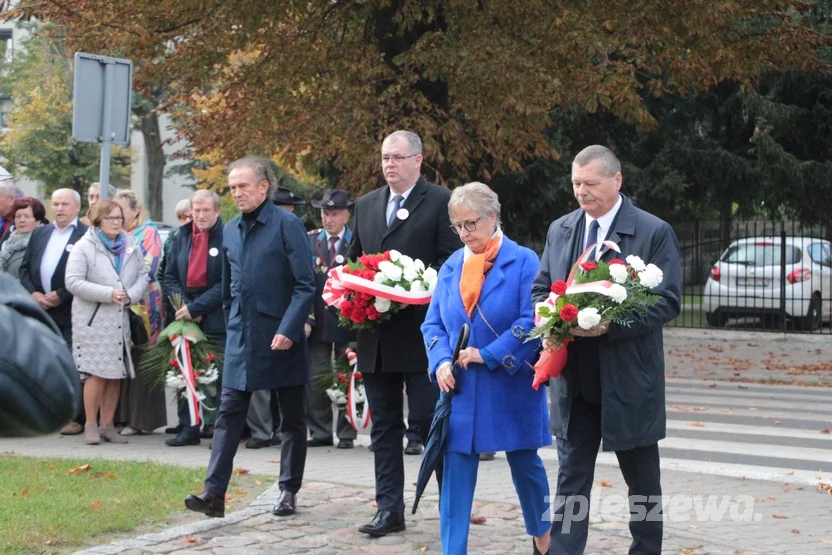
[786,268,811,284]
[710,266,720,282]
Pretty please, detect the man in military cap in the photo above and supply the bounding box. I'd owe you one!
[305,189,357,449]
[245,186,306,449]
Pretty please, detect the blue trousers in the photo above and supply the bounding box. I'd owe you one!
[441,449,550,555]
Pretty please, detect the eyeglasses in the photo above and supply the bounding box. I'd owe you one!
[103,216,124,223]
[381,153,419,165]
[449,218,481,234]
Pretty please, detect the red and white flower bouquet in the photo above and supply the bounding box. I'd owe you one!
[322,250,438,330]
[528,241,664,389]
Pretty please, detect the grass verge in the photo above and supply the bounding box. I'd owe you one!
[0,454,268,555]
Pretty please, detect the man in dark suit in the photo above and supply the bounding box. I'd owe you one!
[18,188,88,436]
[305,189,357,449]
[532,145,681,555]
[162,190,224,446]
[185,156,315,519]
[348,130,461,537]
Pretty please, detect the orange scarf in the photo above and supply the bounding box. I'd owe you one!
[460,236,502,317]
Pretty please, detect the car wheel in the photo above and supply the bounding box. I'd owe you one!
[797,294,822,331]
[706,312,727,327]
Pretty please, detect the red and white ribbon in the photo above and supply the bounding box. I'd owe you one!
[344,347,371,430]
[171,334,215,426]
[322,265,433,308]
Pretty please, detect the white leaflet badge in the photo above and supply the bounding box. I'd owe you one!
[65,243,73,253]
[126,247,134,255]
[335,254,345,264]
[209,247,219,257]
[396,208,409,221]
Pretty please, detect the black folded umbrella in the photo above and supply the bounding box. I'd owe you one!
[411,323,470,515]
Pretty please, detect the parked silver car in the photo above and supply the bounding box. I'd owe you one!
[702,236,832,330]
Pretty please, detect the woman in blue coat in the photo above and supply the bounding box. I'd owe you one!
[421,182,551,555]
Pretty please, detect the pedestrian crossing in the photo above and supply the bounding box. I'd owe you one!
[537,378,832,487]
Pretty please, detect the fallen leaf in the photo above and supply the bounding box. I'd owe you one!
[708,383,718,389]
[90,500,102,510]
[767,495,775,500]
[774,420,782,425]
[235,488,246,495]
[784,471,795,476]
[254,480,263,486]
[186,536,199,543]
[470,515,487,525]
[596,479,613,487]
[821,539,832,544]
[772,514,789,519]
[682,548,696,554]
[689,422,705,428]
[821,429,830,434]
[268,459,281,463]
[791,529,801,534]
[66,464,92,475]
[233,468,249,475]
[21,487,28,497]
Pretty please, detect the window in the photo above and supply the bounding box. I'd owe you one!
[721,243,802,266]
[808,243,832,266]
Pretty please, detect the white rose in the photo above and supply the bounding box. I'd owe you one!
[577,307,602,330]
[399,255,415,269]
[378,260,403,282]
[410,280,426,292]
[609,264,629,284]
[394,285,406,292]
[421,267,438,286]
[414,258,425,272]
[625,255,646,272]
[639,264,664,289]
[388,250,402,262]
[608,283,628,304]
[427,279,437,292]
[402,266,419,282]
[373,271,387,283]
[374,297,392,313]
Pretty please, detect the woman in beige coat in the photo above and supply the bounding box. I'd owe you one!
[65,200,150,445]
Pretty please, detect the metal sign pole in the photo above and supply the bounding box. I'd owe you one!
[98,61,114,200]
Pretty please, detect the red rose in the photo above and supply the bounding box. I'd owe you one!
[354,371,363,380]
[337,372,347,383]
[383,251,392,261]
[609,258,625,266]
[351,309,367,324]
[170,359,179,369]
[340,300,354,316]
[551,280,568,295]
[559,304,579,322]
[580,261,597,272]
[366,305,381,320]
[205,352,215,363]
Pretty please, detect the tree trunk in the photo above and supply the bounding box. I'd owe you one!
[137,109,166,221]
[719,196,733,251]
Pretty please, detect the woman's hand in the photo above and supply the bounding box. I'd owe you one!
[569,318,611,337]
[112,289,130,305]
[435,361,454,393]
[457,347,483,369]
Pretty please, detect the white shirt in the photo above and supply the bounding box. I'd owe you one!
[583,195,622,260]
[40,218,78,292]
[325,228,346,255]
[385,182,418,224]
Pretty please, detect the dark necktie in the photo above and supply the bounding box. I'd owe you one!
[585,219,600,260]
[328,236,338,264]
[388,194,403,228]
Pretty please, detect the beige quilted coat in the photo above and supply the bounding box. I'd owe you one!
[65,228,150,379]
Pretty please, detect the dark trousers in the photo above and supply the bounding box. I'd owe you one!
[363,368,440,514]
[550,394,662,555]
[306,340,356,441]
[206,386,307,495]
[405,420,421,443]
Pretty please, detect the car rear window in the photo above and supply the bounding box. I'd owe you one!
[721,243,802,266]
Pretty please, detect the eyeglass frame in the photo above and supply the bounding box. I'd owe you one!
[102,216,125,223]
[449,217,482,234]
[380,153,420,165]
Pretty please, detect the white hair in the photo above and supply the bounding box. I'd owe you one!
[191,189,221,210]
[572,145,621,177]
[175,198,193,217]
[52,188,82,205]
[0,181,17,198]
[383,130,423,154]
[448,181,501,221]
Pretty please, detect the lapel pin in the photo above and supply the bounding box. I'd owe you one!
[126,247,134,255]
[209,247,219,257]
[335,254,345,264]
[396,208,409,221]
[65,244,73,253]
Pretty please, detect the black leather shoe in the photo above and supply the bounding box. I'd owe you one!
[184,491,225,518]
[307,437,334,447]
[404,439,423,455]
[358,511,406,537]
[269,432,282,446]
[337,439,354,449]
[200,425,214,439]
[245,437,271,449]
[165,424,183,435]
[166,434,200,447]
[272,490,296,516]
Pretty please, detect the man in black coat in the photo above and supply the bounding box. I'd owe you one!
[305,189,357,449]
[18,188,88,435]
[532,146,681,555]
[162,190,225,446]
[348,130,461,537]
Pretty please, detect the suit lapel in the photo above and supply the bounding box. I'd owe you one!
[384,178,427,239]
[373,187,389,239]
[599,195,636,261]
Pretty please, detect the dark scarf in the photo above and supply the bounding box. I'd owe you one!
[242,199,267,230]
[97,229,127,274]
[186,222,210,288]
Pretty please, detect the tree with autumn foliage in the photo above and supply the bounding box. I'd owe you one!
[5,0,825,196]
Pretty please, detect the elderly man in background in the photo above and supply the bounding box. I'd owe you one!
[162,191,225,446]
[80,182,117,226]
[18,188,88,435]
[0,175,18,248]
